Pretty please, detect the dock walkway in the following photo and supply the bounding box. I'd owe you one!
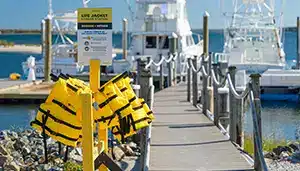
[149,83,253,171]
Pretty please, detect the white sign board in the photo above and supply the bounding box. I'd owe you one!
[77,8,113,65]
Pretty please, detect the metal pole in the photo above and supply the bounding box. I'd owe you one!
[122,18,128,60]
[159,54,164,90]
[229,66,237,143]
[187,58,192,102]
[202,58,208,115]
[44,18,52,82]
[250,74,262,171]
[192,56,198,106]
[213,63,219,126]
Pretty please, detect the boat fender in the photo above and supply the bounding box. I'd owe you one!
[9,73,21,80]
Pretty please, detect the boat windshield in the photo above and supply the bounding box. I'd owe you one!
[146,3,177,19]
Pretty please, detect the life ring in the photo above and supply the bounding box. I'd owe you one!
[9,73,21,80]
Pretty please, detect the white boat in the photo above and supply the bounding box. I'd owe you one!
[218,0,286,87]
[114,0,203,75]
[22,0,202,78]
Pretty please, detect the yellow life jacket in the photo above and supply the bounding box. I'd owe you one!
[93,91,119,128]
[114,75,150,130]
[31,78,91,147]
[30,102,82,147]
[99,79,133,119]
[138,98,155,121]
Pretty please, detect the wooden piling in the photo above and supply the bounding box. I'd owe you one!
[173,56,177,85]
[41,20,45,59]
[138,58,153,171]
[187,58,192,102]
[229,66,237,143]
[159,54,164,90]
[250,74,262,171]
[168,53,173,87]
[202,58,208,115]
[203,12,209,58]
[44,18,52,82]
[297,17,300,69]
[218,88,230,131]
[192,56,198,106]
[212,63,219,126]
[122,18,128,59]
[236,88,244,148]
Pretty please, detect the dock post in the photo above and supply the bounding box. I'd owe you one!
[41,20,46,59]
[122,18,128,59]
[138,58,153,171]
[44,17,52,82]
[213,62,219,126]
[173,55,177,85]
[229,66,237,143]
[297,17,300,69]
[218,61,229,130]
[202,57,208,115]
[81,92,95,171]
[159,54,164,90]
[192,56,198,106]
[236,88,244,148]
[187,58,192,102]
[250,74,262,171]
[167,53,173,87]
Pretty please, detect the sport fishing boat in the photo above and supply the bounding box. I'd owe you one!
[22,0,202,78]
[114,0,203,75]
[218,0,286,87]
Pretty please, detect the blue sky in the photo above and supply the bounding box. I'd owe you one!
[0,0,299,30]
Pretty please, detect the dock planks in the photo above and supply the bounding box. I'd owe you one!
[0,80,53,100]
[149,83,253,171]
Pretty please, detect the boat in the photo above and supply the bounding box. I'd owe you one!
[218,0,286,87]
[22,0,117,78]
[22,0,203,78]
[114,0,203,75]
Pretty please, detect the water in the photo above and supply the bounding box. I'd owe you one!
[0,32,299,142]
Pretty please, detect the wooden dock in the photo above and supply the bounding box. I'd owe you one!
[0,80,53,101]
[149,83,253,171]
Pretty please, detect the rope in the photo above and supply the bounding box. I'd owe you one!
[226,73,250,99]
[249,89,268,171]
[145,53,177,69]
[211,69,227,88]
[201,65,209,78]
[188,56,203,73]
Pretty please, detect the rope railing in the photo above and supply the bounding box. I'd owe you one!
[249,88,268,171]
[188,55,203,73]
[187,52,267,171]
[145,53,178,69]
[226,73,250,100]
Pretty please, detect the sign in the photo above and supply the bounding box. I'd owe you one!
[77,8,112,65]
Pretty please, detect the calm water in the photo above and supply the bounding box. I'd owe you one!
[0,32,299,142]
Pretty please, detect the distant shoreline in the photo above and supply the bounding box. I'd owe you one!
[0,27,298,34]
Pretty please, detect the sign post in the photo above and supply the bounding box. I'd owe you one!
[78,8,112,171]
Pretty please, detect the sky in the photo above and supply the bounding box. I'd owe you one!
[0,0,300,30]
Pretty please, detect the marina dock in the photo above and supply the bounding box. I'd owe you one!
[150,83,253,170]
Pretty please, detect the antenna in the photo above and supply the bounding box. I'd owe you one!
[82,0,91,8]
[48,0,53,18]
